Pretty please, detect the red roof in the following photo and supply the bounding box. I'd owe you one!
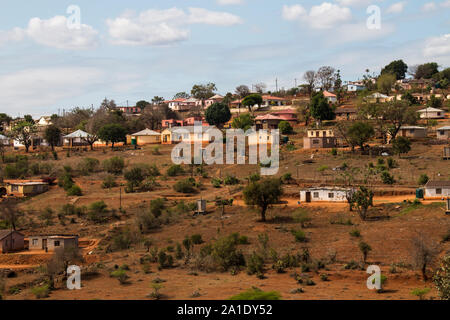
[262,95,287,101]
[323,91,336,97]
[255,114,284,121]
[271,108,296,114]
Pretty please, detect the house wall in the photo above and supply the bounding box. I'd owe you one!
[419,111,444,119]
[303,137,337,149]
[437,130,450,140]
[399,129,427,138]
[0,232,24,253]
[425,187,450,198]
[300,189,350,202]
[29,236,78,251]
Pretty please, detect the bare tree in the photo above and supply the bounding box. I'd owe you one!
[316,66,336,91]
[0,199,22,230]
[253,83,267,94]
[235,85,250,98]
[411,233,439,281]
[46,246,84,289]
[303,70,316,97]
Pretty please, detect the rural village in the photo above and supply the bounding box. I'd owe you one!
[0,61,449,301]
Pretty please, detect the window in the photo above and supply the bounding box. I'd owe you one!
[436,188,442,195]
[312,139,320,144]
[32,239,38,246]
[12,185,19,192]
[54,240,60,247]
[410,130,414,134]
[313,192,319,198]
[328,193,334,198]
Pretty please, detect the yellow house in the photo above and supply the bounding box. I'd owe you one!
[161,126,217,145]
[127,128,161,145]
[1,180,49,197]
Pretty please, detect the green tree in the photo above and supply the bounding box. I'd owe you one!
[173,92,190,99]
[191,83,217,107]
[392,136,411,157]
[427,95,443,109]
[98,124,126,149]
[309,92,334,124]
[381,60,408,80]
[243,178,283,222]
[377,73,396,95]
[434,255,450,300]
[278,121,293,134]
[242,94,263,115]
[347,122,375,152]
[11,121,37,153]
[44,125,61,151]
[232,113,254,131]
[414,62,439,79]
[136,100,150,110]
[351,187,374,221]
[359,241,372,264]
[205,102,231,128]
[383,101,418,141]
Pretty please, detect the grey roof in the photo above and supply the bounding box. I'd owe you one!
[0,230,24,241]
[131,128,161,136]
[425,181,450,188]
[400,126,427,130]
[165,125,217,133]
[437,126,450,131]
[63,129,91,139]
[417,107,445,113]
[0,134,9,140]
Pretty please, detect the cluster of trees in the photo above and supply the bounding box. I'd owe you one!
[302,66,342,97]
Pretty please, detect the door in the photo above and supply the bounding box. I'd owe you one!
[42,239,47,250]
[305,192,311,203]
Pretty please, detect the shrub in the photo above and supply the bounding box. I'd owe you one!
[167,164,184,177]
[291,229,307,243]
[152,146,161,155]
[349,229,361,238]
[149,283,164,300]
[190,234,203,245]
[110,269,129,284]
[77,158,100,175]
[229,287,281,300]
[278,121,293,134]
[411,288,431,300]
[67,185,82,196]
[433,255,450,300]
[292,209,311,228]
[387,157,397,169]
[418,174,429,186]
[124,167,145,192]
[224,175,240,186]
[246,252,265,276]
[150,198,165,218]
[317,165,329,172]
[31,284,50,299]
[173,178,196,194]
[381,171,395,185]
[87,201,109,223]
[330,148,338,156]
[103,157,125,175]
[211,178,223,188]
[102,175,118,189]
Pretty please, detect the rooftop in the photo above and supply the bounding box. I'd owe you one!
[425,181,450,188]
[131,128,161,136]
[0,230,24,241]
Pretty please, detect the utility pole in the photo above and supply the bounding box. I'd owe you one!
[276,78,278,92]
[295,78,298,87]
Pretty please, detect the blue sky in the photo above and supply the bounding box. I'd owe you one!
[0,0,449,116]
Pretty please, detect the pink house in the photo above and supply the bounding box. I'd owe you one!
[162,119,184,128]
[270,109,297,123]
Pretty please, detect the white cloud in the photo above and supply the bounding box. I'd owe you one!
[107,8,189,46]
[25,16,98,49]
[330,22,395,45]
[335,0,381,7]
[422,2,437,11]
[386,1,407,14]
[217,0,243,5]
[282,2,352,29]
[0,16,98,49]
[188,8,243,26]
[107,7,242,46]
[441,0,450,7]
[424,34,450,57]
[0,67,104,113]
[282,5,306,21]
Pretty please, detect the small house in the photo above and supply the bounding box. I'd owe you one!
[0,230,25,253]
[127,129,161,145]
[437,126,450,140]
[300,187,354,203]
[323,91,337,104]
[255,114,285,130]
[205,94,224,107]
[270,109,298,124]
[397,126,428,139]
[347,84,365,92]
[417,107,445,119]
[366,92,390,103]
[63,130,91,147]
[161,125,217,145]
[303,128,337,149]
[28,234,79,251]
[335,107,357,121]
[424,181,450,199]
[262,95,288,107]
[2,180,49,197]
[0,134,11,146]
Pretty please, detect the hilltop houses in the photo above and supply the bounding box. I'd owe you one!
[161,125,217,145]
[397,126,428,139]
[417,107,445,119]
[29,234,79,251]
[300,187,354,203]
[323,91,337,104]
[1,180,49,197]
[424,181,450,199]
[437,126,450,140]
[303,128,337,149]
[0,230,25,253]
[127,129,161,145]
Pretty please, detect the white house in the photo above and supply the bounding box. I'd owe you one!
[37,116,52,127]
[300,187,354,203]
[437,126,450,140]
[323,91,337,103]
[0,134,10,146]
[347,84,366,92]
[424,181,450,199]
[417,107,445,119]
